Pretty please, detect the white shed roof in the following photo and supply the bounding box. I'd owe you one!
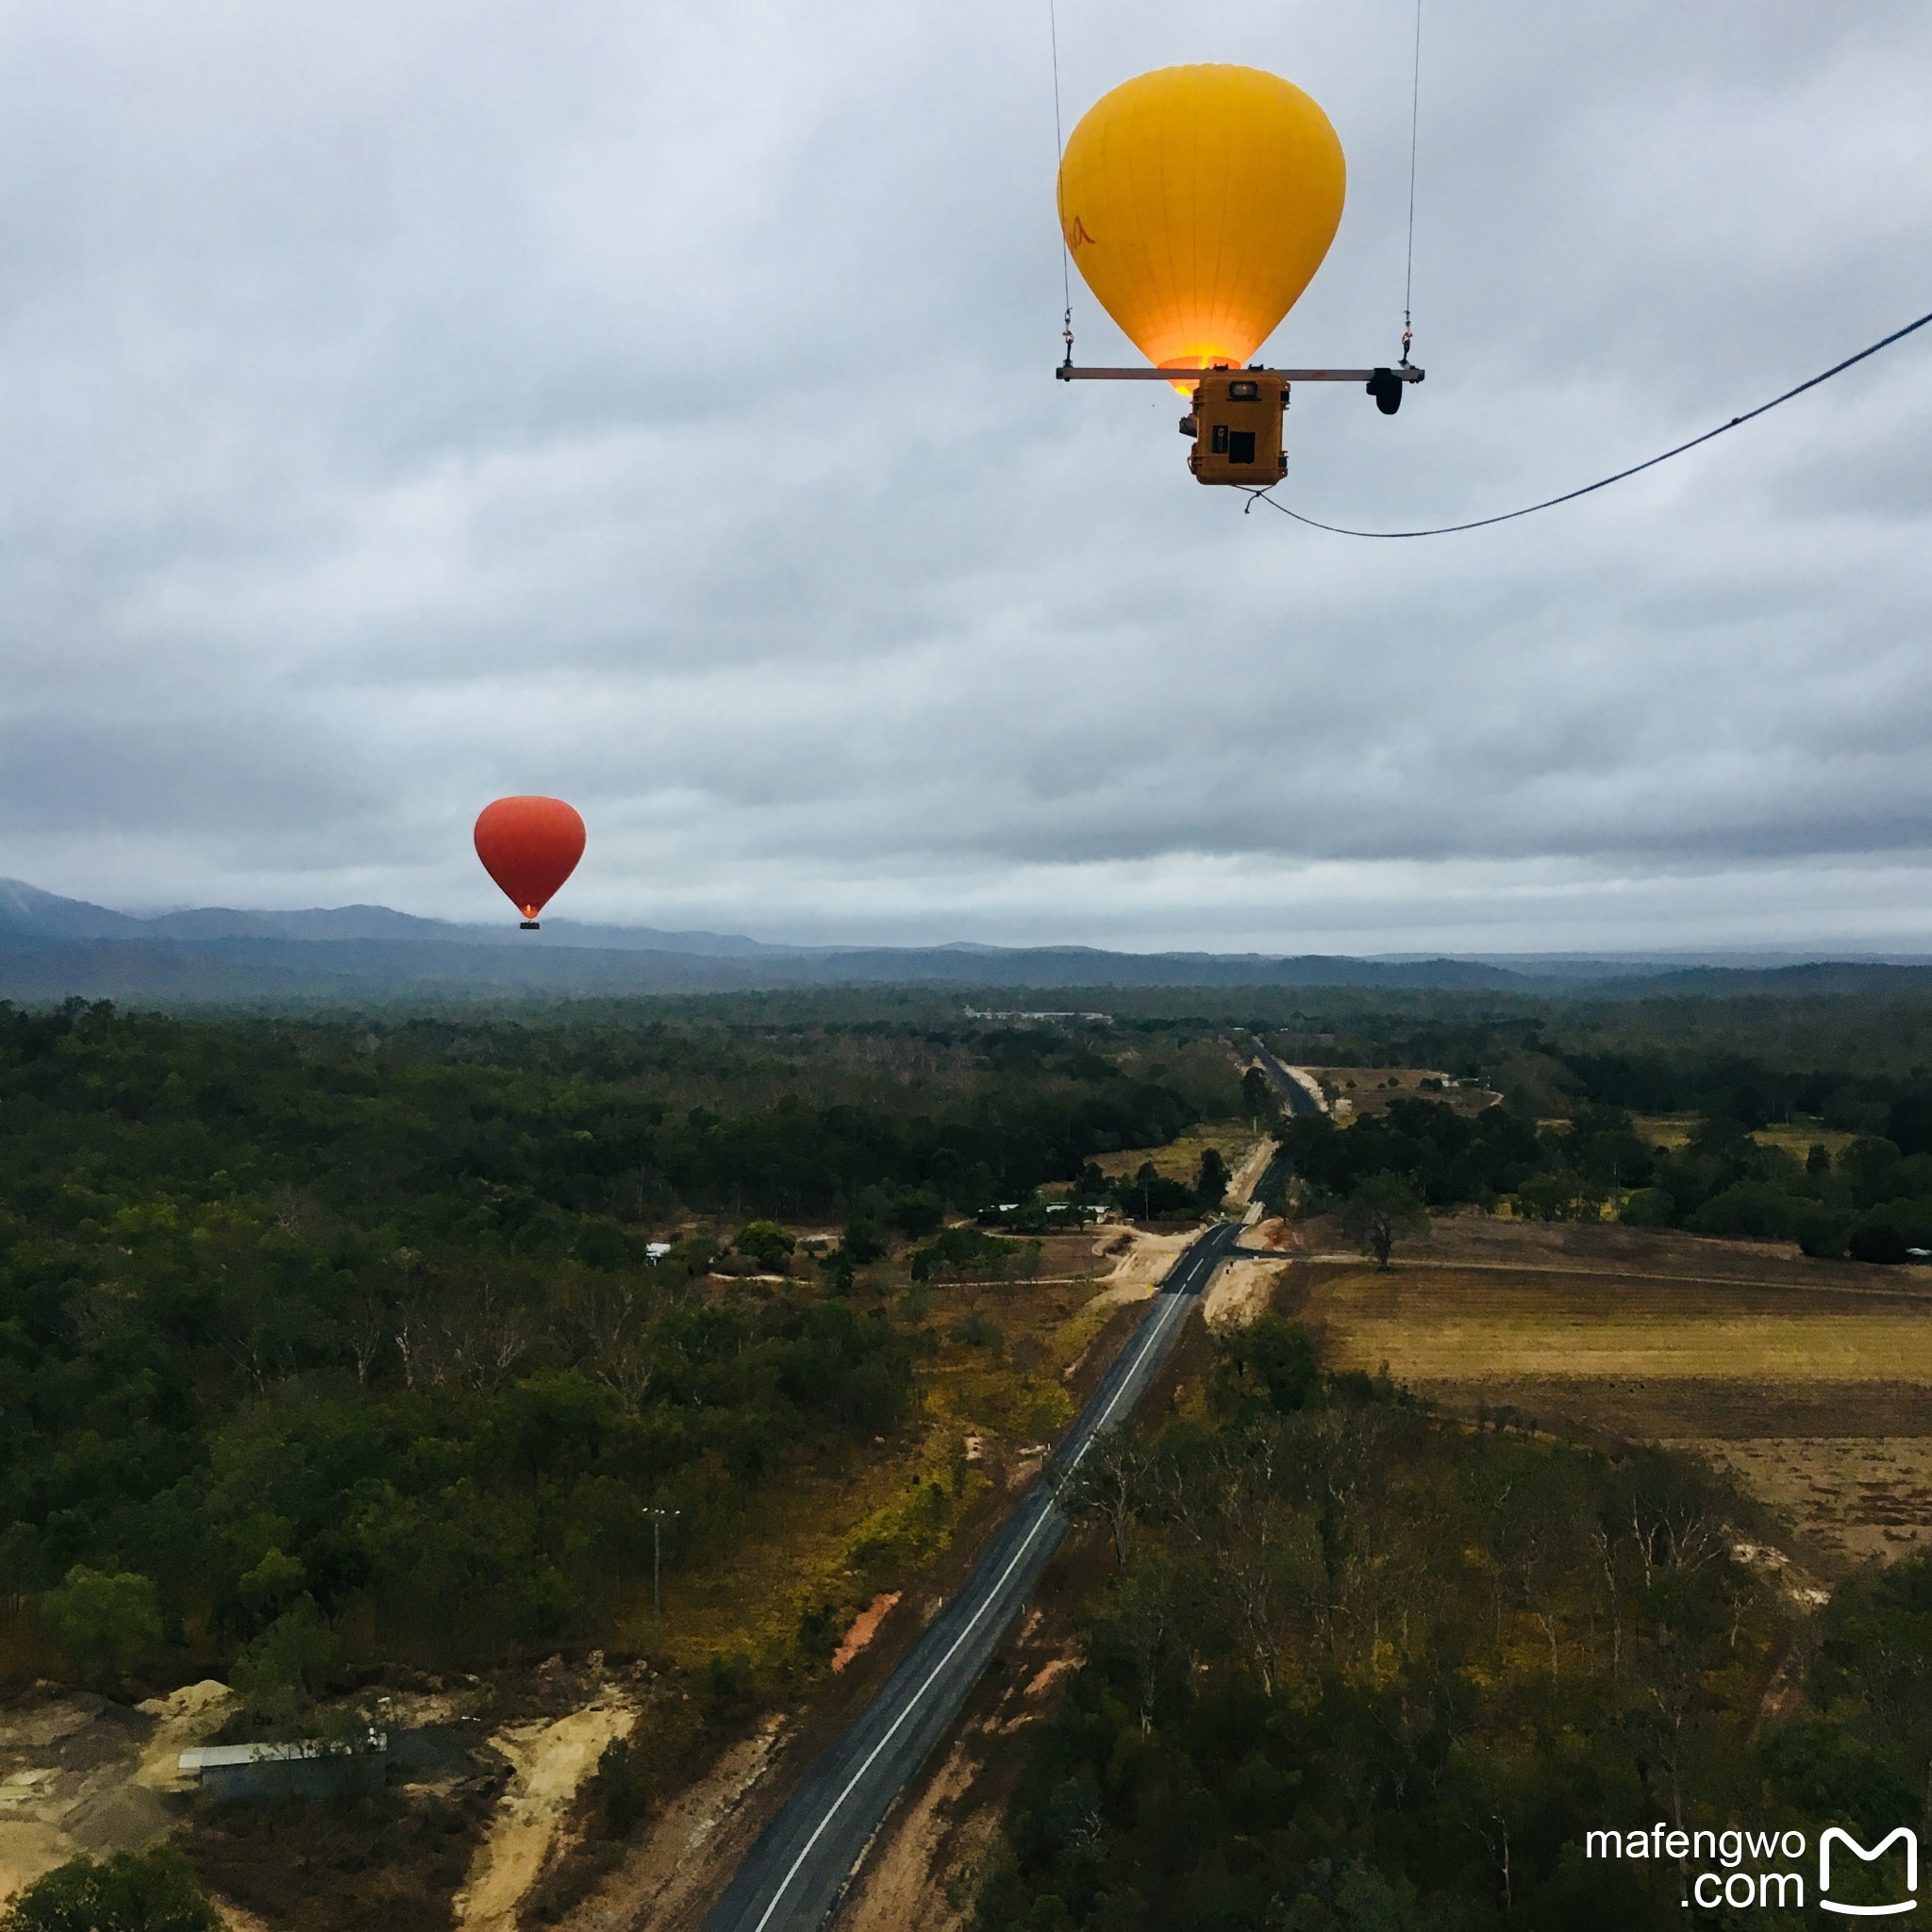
[180,1733,386,1770]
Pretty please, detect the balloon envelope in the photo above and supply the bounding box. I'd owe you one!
[474,796,586,922]
[1057,65,1346,381]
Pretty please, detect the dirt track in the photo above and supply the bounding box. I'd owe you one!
[456,1698,635,1930]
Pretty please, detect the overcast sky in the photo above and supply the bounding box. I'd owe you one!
[2,1,1928,953]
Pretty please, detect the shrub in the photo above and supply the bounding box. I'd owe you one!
[1515,1171,1582,1222]
[1688,1181,1801,1241]
[41,1567,162,1687]
[1619,1187,1675,1228]
[840,1221,890,1265]
[951,1309,1004,1350]
[590,1735,650,1838]
[1840,1196,1932,1264]
[705,1650,754,1716]
[1848,1213,1909,1266]
[1,1850,219,1932]
[1214,1316,1321,1416]
[888,1191,946,1240]
[236,1548,307,1629]
[574,1218,631,1270]
[1194,1147,1231,1208]
[1792,1203,1853,1258]
[230,1596,338,1726]
[734,1220,797,1271]
[911,1227,1040,1284]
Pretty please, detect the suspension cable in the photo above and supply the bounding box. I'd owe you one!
[1401,0,1423,365]
[1049,0,1074,365]
[1245,306,1932,538]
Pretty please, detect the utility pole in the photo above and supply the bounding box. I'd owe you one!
[644,1506,680,1646]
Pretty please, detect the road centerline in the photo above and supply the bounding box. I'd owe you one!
[708,1221,1233,1932]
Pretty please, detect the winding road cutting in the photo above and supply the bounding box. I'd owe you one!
[1248,1036,1327,1118]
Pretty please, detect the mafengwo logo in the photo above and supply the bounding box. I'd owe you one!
[1820,1828,1917,1918]
[1584,1823,1917,1913]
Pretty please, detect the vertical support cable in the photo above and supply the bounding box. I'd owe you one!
[1050,0,1074,366]
[1402,0,1423,365]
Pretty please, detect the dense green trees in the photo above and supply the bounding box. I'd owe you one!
[1111,1164,1201,1220]
[979,1327,1932,1932]
[1279,1100,1544,1211]
[39,1567,163,1687]
[0,1851,219,1932]
[1274,1085,1932,1263]
[0,1000,1218,1676]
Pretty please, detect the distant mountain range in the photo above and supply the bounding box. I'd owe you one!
[3,877,1930,1008]
[0,877,782,955]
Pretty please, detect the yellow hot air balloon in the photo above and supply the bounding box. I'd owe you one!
[1057,64,1346,383]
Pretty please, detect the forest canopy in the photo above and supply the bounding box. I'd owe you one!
[979,1324,1929,1932]
[0,998,1235,1679]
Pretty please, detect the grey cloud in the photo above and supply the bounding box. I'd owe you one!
[1,0,1929,949]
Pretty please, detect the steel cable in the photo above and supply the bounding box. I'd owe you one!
[1246,307,1932,538]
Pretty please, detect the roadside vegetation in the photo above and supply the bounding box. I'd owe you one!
[977,1317,1931,1932]
[12,980,1932,1925]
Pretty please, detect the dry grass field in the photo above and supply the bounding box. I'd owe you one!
[1291,1215,1932,1573]
[1631,1113,1857,1159]
[1305,1067,1492,1119]
[1753,1120,1859,1159]
[1091,1122,1262,1184]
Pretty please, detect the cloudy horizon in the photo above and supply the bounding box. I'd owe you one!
[3,1,1929,956]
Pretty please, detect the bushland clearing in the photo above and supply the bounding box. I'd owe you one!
[1302,1067,1493,1119]
[1295,1213,1932,1573]
[1091,1122,1262,1184]
[1632,1114,1857,1159]
[1753,1119,1859,1159]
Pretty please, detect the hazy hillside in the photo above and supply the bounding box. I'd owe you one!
[7,879,1932,1007]
[0,933,1532,1005]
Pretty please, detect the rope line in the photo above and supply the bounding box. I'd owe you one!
[1402,0,1423,362]
[1049,0,1074,363]
[1245,306,1932,538]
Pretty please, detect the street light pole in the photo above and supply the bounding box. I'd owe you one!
[644,1506,680,1645]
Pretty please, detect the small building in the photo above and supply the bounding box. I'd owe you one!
[179,1734,387,1802]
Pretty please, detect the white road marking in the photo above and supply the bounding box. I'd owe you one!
[743,1237,1221,1930]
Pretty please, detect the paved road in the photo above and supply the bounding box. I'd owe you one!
[1250,1036,1325,1118]
[702,1221,1241,1932]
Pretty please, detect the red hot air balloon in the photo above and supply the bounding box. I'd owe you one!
[474,795,586,929]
